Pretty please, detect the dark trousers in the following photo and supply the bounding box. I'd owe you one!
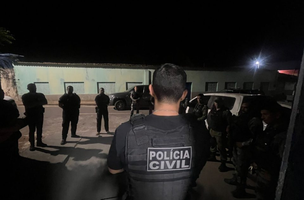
[97,109,109,132]
[130,102,139,117]
[62,111,79,139]
[210,129,228,162]
[233,146,252,184]
[28,116,44,146]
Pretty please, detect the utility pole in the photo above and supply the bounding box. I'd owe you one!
[276,50,304,200]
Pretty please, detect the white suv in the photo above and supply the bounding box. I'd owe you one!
[186,92,266,116]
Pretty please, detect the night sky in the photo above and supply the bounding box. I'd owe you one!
[2,2,304,68]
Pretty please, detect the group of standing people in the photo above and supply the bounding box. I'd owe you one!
[20,84,110,150]
[227,98,288,200]
[1,63,288,200]
[186,92,288,200]
[205,96,288,199]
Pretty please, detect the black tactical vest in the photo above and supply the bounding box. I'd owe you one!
[125,114,195,200]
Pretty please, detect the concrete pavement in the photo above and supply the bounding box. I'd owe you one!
[11,106,257,200]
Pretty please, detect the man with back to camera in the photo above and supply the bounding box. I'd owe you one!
[59,86,81,145]
[107,63,207,200]
[95,87,110,135]
[22,83,48,151]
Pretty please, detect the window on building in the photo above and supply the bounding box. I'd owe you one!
[225,82,236,90]
[205,82,218,92]
[97,82,115,94]
[34,82,50,95]
[243,82,254,90]
[64,82,85,94]
[126,82,143,90]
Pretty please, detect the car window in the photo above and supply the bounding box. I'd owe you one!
[208,96,236,110]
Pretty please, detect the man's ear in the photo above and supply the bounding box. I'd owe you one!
[149,84,155,97]
[181,90,188,101]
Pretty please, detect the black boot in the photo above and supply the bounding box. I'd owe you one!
[37,140,47,147]
[218,161,234,172]
[224,174,238,185]
[232,182,256,198]
[30,145,35,151]
[61,139,66,145]
[208,153,217,161]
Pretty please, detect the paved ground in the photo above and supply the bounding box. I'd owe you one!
[5,105,256,200]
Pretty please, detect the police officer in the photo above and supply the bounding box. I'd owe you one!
[95,87,110,135]
[22,83,48,151]
[107,63,199,200]
[253,99,288,200]
[207,97,233,172]
[130,86,140,117]
[192,94,208,121]
[59,86,81,145]
[226,101,262,198]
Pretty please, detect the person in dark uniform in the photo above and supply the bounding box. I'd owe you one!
[95,87,110,135]
[107,63,203,200]
[130,86,140,117]
[59,86,81,145]
[207,97,233,172]
[252,100,288,200]
[226,101,262,198]
[0,89,27,199]
[192,94,208,122]
[0,88,26,160]
[22,83,48,151]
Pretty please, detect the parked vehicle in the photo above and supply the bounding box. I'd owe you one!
[186,91,266,116]
[108,85,152,110]
[186,90,291,120]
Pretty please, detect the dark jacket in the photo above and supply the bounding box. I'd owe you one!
[207,106,231,132]
[254,119,288,173]
[95,93,110,110]
[59,93,81,114]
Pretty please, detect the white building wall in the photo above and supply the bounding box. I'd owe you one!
[10,62,279,102]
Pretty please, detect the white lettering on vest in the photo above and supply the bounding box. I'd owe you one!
[149,161,159,170]
[147,146,192,171]
[150,151,156,160]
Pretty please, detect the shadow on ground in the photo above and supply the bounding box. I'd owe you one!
[1,135,126,200]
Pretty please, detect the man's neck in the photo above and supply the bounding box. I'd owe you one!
[153,102,179,116]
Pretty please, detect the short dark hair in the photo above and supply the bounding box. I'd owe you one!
[152,63,187,103]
